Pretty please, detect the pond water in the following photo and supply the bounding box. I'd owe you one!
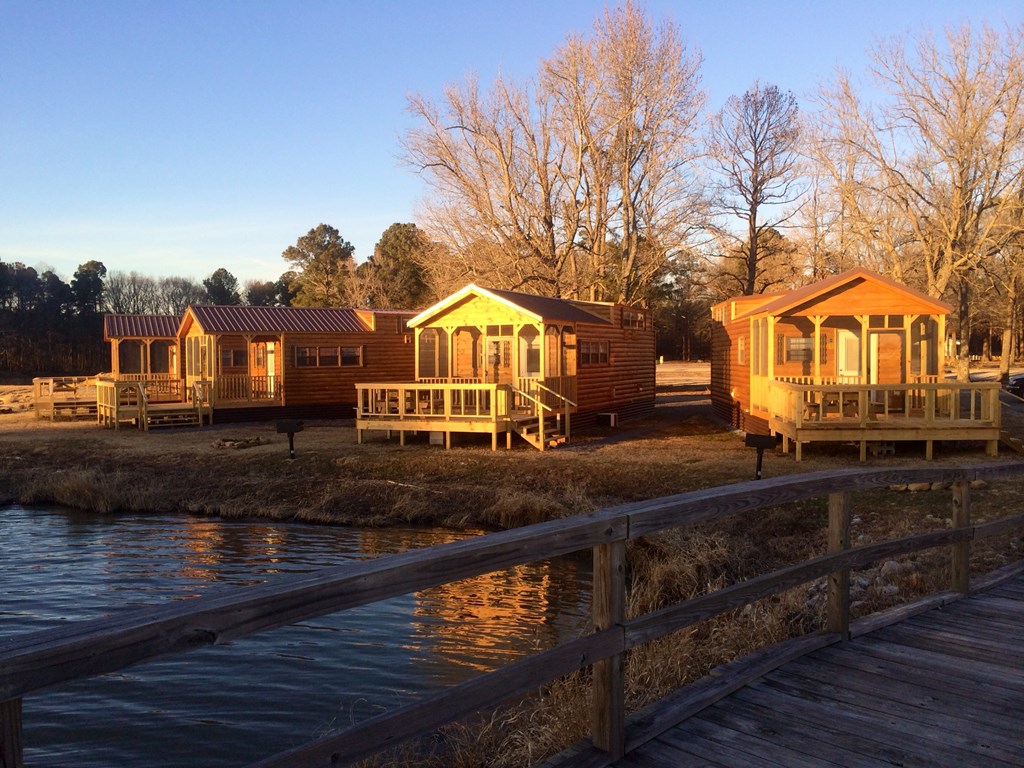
[0,506,592,767]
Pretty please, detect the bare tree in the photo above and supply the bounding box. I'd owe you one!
[156,276,206,314]
[706,81,802,295]
[104,271,160,314]
[403,2,706,305]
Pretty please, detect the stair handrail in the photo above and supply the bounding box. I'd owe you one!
[510,385,554,450]
[137,383,149,431]
[533,381,575,445]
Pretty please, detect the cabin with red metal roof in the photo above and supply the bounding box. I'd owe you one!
[98,305,416,428]
[355,284,655,450]
[711,267,1000,460]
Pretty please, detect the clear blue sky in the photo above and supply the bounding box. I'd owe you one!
[1,0,1020,287]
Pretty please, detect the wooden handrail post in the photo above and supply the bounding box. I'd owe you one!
[592,539,626,758]
[1,697,24,768]
[952,481,971,594]
[827,491,851,640]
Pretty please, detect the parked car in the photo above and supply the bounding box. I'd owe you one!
[1005,374,1024,398]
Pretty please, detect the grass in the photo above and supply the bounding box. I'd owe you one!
[2,363,1022,765]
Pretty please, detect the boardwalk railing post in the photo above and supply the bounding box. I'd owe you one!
[827,491,851,640]
[1,697,24,768]
[952,481,971,594]
[592,539,626,758]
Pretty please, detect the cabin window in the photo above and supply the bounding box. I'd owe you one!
[737,336,746,365]
[341,346,363,366]
[219,348,247,369]
[418,328,449,378]
[319,346,341,367]
[785,337,814,363]
[622,309,646,329]
[255,345,265,367]
[486,324,513,336]
[580,340,609,366]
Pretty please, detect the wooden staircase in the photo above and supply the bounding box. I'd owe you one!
[999,430,1024,453]
[512,414,567,451]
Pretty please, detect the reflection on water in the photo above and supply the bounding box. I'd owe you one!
[0,506,591,767]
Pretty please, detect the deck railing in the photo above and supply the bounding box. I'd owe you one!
[768,380,1001,429]
[215,374,280,403]
[31,375,98,418]
[95,380,144,429]
[356,382,508,421]
[3,463,1024,768]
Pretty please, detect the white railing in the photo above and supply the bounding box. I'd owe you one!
[356,382,509,421]
[215,375,280,403]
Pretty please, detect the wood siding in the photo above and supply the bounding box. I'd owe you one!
[575,307,655,429]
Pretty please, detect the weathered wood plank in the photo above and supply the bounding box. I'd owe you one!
[657,722,826,768]
[0,697,23,768]
[591,541,626,758]
[0,512,626,700]
[248,629,623,768]
[827,490,851,638]
[871,622,1024,667]
[625,529,968,648]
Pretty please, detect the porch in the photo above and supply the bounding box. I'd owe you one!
[355,376,576,451]
[765,378,1001,461]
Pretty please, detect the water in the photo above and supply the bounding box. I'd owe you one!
[0,506,592,767]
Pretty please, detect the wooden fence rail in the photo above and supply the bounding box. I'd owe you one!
[3,462,1024,768]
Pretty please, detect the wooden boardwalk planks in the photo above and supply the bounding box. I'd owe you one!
[604,576,1024,768]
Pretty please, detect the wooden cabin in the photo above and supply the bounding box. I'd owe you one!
[711,267,1000,461]
[99,305,416,428]
[355,284,655,450]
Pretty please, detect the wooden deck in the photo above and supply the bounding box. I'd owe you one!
[558,574,1024,768]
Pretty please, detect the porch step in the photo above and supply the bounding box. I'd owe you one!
[1000,431,1024,454]
[513,417,567,451]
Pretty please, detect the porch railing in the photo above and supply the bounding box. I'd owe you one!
[216,375,280,403]
[768,380,1001,429]
[356,382,510,421]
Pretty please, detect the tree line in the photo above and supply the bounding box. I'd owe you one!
[4,4,1023,380]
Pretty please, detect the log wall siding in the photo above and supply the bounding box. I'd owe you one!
[575,306,655,427]
[280,330,414,408]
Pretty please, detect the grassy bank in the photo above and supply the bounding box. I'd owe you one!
[2,362,1022,765]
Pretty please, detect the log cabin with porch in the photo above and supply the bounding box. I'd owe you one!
[97,305,416,429]
[711,267,1001,461]
[355,284,655,451]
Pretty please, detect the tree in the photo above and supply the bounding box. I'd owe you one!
[403,2,706,304]
[706,82,802,295]
[157,276,206,314]
[281,224,355,307]
[244,279,279,306]
[70,261,107,316]
[104,271,160,314]
[357,223,433,309]
[203,267,241,305]
[814,23,1024,377]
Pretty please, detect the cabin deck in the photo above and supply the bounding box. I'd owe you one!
[560,574,1024,768]
[765,380,1001,461]
[31,376,98,420]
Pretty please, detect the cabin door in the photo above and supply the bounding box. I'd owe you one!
[837,330,860,379]
[484,337,513,385]
[266,343,277,396]
[870,331,906,411]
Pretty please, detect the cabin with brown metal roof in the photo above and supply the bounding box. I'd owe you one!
[711,267,1000,461]
[98,305,416,428]
[355,284,655,450]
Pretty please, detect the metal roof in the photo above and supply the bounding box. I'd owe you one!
[187,305,371,334]
[103,314,182,340]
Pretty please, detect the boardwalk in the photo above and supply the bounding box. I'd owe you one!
[607,576,1024,768]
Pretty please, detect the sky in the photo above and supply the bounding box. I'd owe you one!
[2,0,1022,288]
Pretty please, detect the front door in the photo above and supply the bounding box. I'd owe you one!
[871,331,906,411]
[837,330,860,379]
[484,337,513,385]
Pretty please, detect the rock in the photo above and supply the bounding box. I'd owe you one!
[212,436,267,450]
[881,584,899,596]
[930,482,949,491]
[970,479,988,490]
[852,516,862,525]
[907,482,932,492]
[879,560,902,578]
[888,484,908,492]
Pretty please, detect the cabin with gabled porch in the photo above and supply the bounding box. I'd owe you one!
[97,305,416,428]
[711,267,1001,461]
[355,284,655,450]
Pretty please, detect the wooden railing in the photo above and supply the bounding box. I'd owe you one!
[215,374,280,403]
[31,375,98,418]
[768,380,1001,429]
[95,380,144,429]
[3,463,1024,768]
[356,382,508,420]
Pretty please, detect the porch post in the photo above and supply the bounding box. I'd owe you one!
[812,316,823,384]
[857,315,869,383]
[767,316,776,381]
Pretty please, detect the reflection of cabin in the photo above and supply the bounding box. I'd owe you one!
[355,284,655,451]
[98,305,416,428]
[711,268,1000,461]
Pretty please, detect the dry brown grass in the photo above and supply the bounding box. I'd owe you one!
[3,363,1023,766]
